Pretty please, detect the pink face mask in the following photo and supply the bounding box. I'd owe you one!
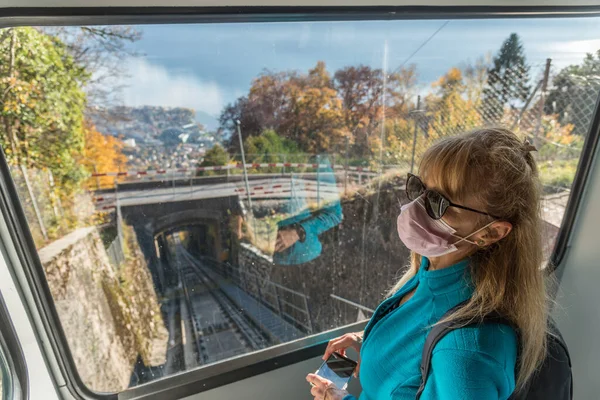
[396,197,496,257]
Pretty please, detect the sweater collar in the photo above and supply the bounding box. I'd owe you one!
[418,256,472,293]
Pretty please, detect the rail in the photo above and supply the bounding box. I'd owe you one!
[330,294,375,313]
[197,255,313,334]
[169,240,270,368]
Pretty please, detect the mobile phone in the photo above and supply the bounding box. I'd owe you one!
[313,352,358,390]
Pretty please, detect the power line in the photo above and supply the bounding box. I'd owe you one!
[399,21,450,69]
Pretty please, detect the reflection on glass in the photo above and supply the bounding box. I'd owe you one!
[0,16,597,393]
[272,155,343,265]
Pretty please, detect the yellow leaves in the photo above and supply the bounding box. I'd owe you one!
[446,67,463,83]
[543,117,575,143]
[82,122,127,188]
[0,72,39,117]
[433,67,464,90]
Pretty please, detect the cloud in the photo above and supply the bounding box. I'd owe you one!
[120,57,224,116]
[546,39,600,55]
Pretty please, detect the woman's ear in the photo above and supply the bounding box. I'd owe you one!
[478,221,513,247]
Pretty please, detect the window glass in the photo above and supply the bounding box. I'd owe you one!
[0,17,598,392]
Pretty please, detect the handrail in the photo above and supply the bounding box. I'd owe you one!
[330,294,375,313]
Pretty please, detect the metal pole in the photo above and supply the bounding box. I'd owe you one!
[344,136,349,195]
[21,165,47,241]
[330,293,375,313]
[282,153,286,175]
[316,154,321,208]
[380,39,388,176]
[93,164,100,190]
[235,120,253,212]
[534,58,552,149]
[410,95,421,174]
[275,286,283,317]
[302,282,313,334]
[511,79,542,130]
[115,180,123,246]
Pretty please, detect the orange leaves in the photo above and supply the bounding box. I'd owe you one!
[82,122,127,188]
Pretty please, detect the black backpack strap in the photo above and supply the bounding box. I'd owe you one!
[415,301,514,400]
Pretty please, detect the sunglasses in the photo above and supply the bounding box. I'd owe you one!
[405,173,500,220]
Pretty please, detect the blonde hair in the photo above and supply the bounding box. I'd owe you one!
[390,127,547,391]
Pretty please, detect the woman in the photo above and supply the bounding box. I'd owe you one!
[306,128,548,399]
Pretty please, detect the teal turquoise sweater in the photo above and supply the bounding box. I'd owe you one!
[343,257,518,400]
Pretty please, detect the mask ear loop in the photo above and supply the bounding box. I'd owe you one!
[450,219,498,247]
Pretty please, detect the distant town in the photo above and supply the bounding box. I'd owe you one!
[91,106,221,171]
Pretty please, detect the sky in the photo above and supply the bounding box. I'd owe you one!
[116,16,600,129]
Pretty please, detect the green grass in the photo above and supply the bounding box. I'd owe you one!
[538,158,579,192]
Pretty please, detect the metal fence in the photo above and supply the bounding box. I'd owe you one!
[200,256,313,334]
[388,59,596,194]
[9,165,96,249]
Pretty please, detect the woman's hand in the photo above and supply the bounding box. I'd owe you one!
[323,332,363,377]
[274,227,300,252]
[306,374,349,400]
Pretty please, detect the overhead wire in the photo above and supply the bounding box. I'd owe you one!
[398,21,450,69]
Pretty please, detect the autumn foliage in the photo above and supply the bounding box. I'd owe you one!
[82,122,127,189]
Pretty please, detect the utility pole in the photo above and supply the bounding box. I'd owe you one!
[235,120,252,212]
[534,58,552,148]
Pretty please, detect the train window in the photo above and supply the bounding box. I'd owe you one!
[0,15,599,394]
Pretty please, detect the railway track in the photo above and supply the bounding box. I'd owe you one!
[170,239,270,368]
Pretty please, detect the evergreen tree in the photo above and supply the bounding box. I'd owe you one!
[482,33,531,121]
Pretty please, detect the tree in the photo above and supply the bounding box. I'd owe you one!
[219,61,419,160]
[0,28,89,191]
[220,61,346,154]
[245,130,299,163]
[462,56,490,105]
[482,33,531,122]
[333,64,417,157]
[82,122,127,188]
[425,67,482,140]
[197,144,230,176]
[44,26,141,109]
[218,96,262,150]
[387,64,418,116]
[290,62,346,153]
[334,65,384,155]
[370,117,416,167]
[545,50,600,135]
